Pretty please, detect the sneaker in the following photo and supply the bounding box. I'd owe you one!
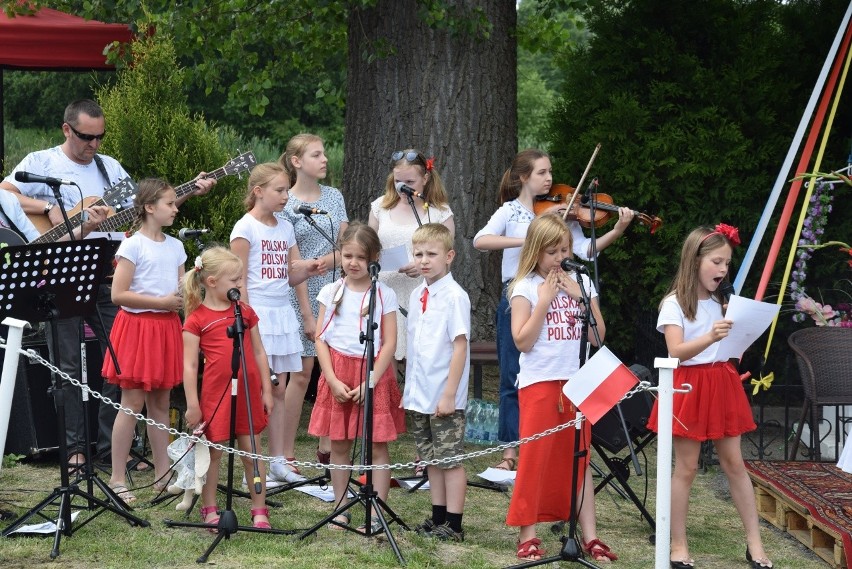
[270,461,307,483]
[413,518,436,535]
[242,474,285,490]
[424,522,464,542]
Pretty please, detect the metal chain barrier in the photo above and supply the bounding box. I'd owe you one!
[9,344,655,473]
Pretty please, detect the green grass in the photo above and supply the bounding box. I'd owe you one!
[0,398,829,569]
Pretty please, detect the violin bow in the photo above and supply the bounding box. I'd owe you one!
[562,143,601,222]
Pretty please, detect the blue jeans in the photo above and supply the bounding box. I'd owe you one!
[496,283,520,443]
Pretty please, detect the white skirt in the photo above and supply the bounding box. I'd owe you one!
[838,435,852,473]
[252,302,302,373]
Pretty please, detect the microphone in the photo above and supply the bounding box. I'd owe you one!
[560,258,589,274]
[227,288,241,302]
[394,182,425,201]
[295,204,328,216]
[178,228,210,240]
[15,171,74,186]
[719,281,735,302]
[368,261,381,279]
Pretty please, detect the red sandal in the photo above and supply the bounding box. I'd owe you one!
[582,538,618,562]
[200,505,220,534]
[251,507,272,529]
[517,537,545,560]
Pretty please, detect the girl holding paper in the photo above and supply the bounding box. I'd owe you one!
[647,223,772,569]
[368,149,454,363]
[505,212,616,563]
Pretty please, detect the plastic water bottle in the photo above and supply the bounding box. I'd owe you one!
[465,400,483,443]
[485,404,499,443]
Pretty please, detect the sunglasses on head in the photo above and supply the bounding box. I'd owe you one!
[68,124,106,142]
[391,150,420,162]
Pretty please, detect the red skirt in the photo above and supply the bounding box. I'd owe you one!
[308,348,406,442]
[506,380,590,527]
[646,362,756,441]
[102,309,183,391]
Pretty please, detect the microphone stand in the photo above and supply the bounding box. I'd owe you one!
[509,267,601,569]
[301,213,338,253]
[299,262,408,565]
[401,190,423,227]
[165,289,293,562]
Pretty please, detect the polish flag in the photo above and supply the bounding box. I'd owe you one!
[562,346,638,424]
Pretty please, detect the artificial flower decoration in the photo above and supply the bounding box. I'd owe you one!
[715,223,741,247]
[425,157,435,172]
[194,256,203,271]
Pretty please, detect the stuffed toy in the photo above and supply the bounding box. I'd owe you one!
[166,431,211,511]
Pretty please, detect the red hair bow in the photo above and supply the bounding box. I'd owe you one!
[424,157,435,172]
[714,223,741,247]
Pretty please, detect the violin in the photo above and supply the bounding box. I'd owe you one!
[534,183,663,234]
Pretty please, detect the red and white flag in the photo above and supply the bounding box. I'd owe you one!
[562,346,638,424]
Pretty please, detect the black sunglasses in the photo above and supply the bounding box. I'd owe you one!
[68,124,106,142]
[391,150,420,162]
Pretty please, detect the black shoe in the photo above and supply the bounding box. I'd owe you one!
[670,560,694,569]
[746,547,773,568]
[424,522,464,542]
[413,517,436,535]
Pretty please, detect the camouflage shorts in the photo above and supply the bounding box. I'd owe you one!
[409,410,466,470]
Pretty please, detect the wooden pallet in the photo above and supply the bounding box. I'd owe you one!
[750,474,847,568]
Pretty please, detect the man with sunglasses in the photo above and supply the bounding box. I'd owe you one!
[1,98,214,475]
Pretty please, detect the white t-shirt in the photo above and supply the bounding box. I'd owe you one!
[404,272,471,413]
[4,146,130,210]
[657,295,723,365]
[115,233,186,313]
[0,190,39,242]
[511,272,597,389]
[473,200,593,282]
[230,213,296,304]
[316,279,397,357]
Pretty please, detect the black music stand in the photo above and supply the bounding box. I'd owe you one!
[164,289,294,563]
[299,262,409,565]
[0,239,148,559]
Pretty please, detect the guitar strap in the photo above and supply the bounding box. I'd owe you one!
[93,154,112,185]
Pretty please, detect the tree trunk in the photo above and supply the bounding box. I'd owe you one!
[344,0,517,341]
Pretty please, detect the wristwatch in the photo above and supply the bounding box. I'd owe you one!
[43,202,54,215]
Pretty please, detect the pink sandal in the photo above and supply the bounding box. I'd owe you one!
[582,538,618,562]
[200,505,220,534]
[251,507,272,529]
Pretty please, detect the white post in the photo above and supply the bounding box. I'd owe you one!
[654,356,680,569]
[0,317,31,472]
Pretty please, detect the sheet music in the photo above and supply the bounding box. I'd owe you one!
[715,295,780,361]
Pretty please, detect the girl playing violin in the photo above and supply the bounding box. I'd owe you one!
[472,148,632,473]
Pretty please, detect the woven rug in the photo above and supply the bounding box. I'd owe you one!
[746,460,852,557]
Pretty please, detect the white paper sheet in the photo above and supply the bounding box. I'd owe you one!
[715,295,780,361]
[378,245,410,272]
[8,511,81,534]
[293,484,356,502]
[477,467,516,486]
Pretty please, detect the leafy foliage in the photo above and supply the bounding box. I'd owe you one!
[96,34,243,256]
[548,0,852,361]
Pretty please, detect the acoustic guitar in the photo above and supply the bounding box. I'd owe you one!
[0,151,257,248]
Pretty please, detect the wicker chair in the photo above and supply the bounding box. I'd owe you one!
[787,327,852,461]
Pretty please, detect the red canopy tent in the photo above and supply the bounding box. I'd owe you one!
[0,7,133,169]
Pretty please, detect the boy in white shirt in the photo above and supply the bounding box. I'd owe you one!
[403,223,471,541]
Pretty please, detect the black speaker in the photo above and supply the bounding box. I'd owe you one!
[591,364,655,454]
[5,340,103,457]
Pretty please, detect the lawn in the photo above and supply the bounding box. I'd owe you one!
[0,404,828,569]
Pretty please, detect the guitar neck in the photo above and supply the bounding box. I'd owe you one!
[101,164,239,233]
[31,207,91,244]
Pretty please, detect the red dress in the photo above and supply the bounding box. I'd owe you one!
[183,303,269,443]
